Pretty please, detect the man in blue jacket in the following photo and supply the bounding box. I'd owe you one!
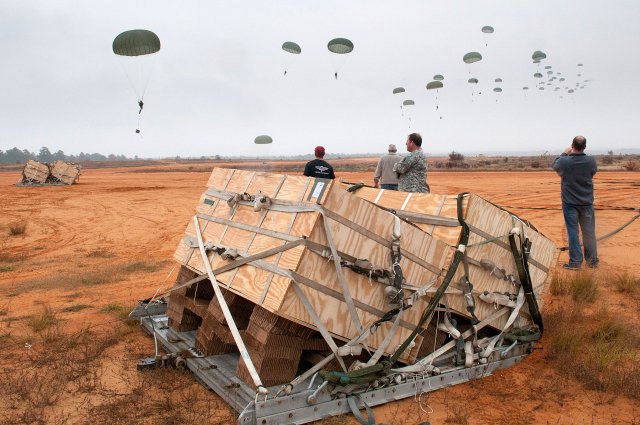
[552,135,599,270]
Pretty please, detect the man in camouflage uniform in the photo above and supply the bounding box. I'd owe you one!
[393,133,430,193]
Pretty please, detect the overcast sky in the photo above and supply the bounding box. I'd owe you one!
[1,0,639,158]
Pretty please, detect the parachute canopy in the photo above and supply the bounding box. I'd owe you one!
[468,78,479,84]
[112,30,161,56]
[433,74,444,81]
[534,73,543,78]
[523,86,529,90]
[481,26,494,33]
[532,51,547,61]
[577,63,583,66]
[392,87,405,94]
[495,78,502,83]
[426,81,443,90]
[463,52,482,64]
[282,41,301,54]
[254,135,273,144]
[544,65,552,69]
[493,87,502,93]
[327,38,354,54]
[402,99,415,106]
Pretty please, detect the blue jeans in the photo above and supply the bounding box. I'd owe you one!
[381,184,398,190]
[562,202,599,267]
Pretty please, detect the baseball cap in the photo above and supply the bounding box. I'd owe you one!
[314,146,325,156]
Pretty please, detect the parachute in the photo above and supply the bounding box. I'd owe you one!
[577,63,583,66]
[282,41,301,54]
[327,38,354,79]
[532,51,547,61]
[495,78,502,83]
[468,78,479,84]
[481,26,494,46]
[282,41,301,76]
[433,74,444,81]
[113,29,161,132]
[534,73,543,78]
[523,86,529,90]
[113,30,160,56]
[426,81,443,90]
[463,52,482,64]
[544,65,552,69]
[539,87,545,90]
[568,89,575,93]
[327,38,354,54]
[254,135,273,145]
[393,87,406,94]
[493,87,502,92]
[402,99,415,106]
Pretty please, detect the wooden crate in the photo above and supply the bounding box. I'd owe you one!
[22,160,50,183]
[347,186,557,331]
[173,168,450,364]
[49,160,81,184]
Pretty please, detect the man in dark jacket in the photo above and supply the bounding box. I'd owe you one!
[552,135,598,269]
[304,146,335,179]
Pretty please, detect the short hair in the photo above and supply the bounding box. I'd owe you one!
[408,133,422,147]
[572,135,587,151]
[388,144,397,152]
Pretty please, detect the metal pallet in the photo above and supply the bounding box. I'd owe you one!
[140,314,533,425]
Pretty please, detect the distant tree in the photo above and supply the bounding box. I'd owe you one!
[38,146,53,163]
[448,151,465,162]
[108,154,117,161]
[53,150,65,161]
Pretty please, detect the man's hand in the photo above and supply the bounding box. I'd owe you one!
[564,146,573,154]
[374,182,379,188]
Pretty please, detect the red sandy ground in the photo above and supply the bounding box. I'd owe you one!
[1,161,639,424]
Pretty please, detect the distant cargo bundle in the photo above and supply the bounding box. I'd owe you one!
[19,160,81,185]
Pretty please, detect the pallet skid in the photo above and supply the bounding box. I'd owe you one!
[140,314,534,425]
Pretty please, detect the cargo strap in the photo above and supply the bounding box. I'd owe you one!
[192,216,267,395]
[290,281,348,372]
[347,395,376,425]
[508,227,544,334]
[558,210,640,251]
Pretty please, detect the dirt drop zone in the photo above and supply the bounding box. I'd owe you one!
[1,158,638,424]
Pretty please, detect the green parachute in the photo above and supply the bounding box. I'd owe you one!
[254,135,273,145]
[426,81,443,90]
[481,26,494,34]
[532,51,547,61]
[468,78,479,84]
[393,87,406,94]
[327,38,354,79]
[433,74,444,81]
[113,29,161,133]
[463,52,482,64]
[282,41,301,54]
[402,99,415,106]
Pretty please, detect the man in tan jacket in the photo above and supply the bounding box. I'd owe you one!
[374,144,403,190]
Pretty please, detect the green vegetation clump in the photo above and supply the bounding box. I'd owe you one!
[8,220,27,236]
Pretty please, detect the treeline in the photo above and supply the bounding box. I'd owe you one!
[0,147,133,164]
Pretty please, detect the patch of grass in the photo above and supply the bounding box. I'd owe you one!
[61,304,91,313]
[549,272,569,295]
[569,271,598,303]
[101,302,135,324]
[545,306,639,399]
[612,271,639,293]
[13,260,167,295]
[8,220,27,235]
[0,264,16,272]
[27,305,59,332]
[0,332,10,343]
[100,303,126,313]
[85,249,116,258]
